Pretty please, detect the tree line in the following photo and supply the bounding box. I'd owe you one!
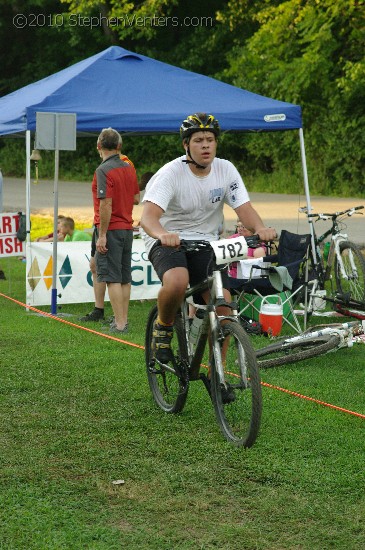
[0,0,363,196]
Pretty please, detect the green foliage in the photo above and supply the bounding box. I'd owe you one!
[218,0,365,195]
[0,134,182,181]
[0,0,109,96]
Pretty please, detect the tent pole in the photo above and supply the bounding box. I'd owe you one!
[299,127,317,330]
[299,127,316,248]
[25,131,31,242]
[51,147,59,315]
[299,126,318,250]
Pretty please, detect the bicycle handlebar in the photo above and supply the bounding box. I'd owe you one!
[155,235,263,252]
[300,205,364,220]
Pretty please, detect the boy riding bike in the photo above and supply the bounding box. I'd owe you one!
[140,113,277,367]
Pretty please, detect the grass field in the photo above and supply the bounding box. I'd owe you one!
[1,252,365,549]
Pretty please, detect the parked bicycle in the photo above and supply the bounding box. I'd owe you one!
[145,237,262,448]
[256,319,364,368]
[299,205,365,314]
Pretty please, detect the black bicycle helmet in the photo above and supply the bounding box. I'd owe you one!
[180,113,220,140]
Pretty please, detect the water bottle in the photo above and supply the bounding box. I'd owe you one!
[189,309,205,347]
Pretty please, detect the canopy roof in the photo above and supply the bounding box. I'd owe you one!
[0,46,302,136]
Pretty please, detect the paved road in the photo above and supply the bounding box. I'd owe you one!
[2,176,364,245]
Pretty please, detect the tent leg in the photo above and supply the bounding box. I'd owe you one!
[51,148,60,315]
[299,128,316,253]
[25,131,31,241]
[299,128,317,326]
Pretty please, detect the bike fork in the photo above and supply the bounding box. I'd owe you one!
[209,309,227,389]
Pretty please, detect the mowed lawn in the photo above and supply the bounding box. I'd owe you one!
[1,255,365,549]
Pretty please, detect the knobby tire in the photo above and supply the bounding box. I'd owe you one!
[145,306,189,413]
[211,321,262,448]
[256,333,340,369]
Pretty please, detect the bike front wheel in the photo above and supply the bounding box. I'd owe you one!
[256,333,340,368]
[211,321,262,448]
[145,306,189,413]
[334,241,365,306]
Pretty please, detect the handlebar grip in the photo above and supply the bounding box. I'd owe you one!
[245,235,263,247]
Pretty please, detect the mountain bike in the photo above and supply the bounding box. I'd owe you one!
[299,205,365,315]
[256,319,364,368]
[145,237,262,448]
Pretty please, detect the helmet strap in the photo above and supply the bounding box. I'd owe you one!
[182,144,206,170]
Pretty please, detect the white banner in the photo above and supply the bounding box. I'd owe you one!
[0,212,25,258]
[26,240,161,306]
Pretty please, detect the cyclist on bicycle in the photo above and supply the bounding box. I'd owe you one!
[140,113,277,362]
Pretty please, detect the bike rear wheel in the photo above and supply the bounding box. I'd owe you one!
[334,241,365,306]
[145,306,189,413]
[211,321,262,448]
[256,333,340,368]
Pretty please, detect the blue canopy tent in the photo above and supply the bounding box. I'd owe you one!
[0,46,314,311]
[0,46,302,135]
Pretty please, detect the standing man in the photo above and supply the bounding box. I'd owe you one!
[141,112,276,362]
[92,128,139,334]
[81,154,136,323]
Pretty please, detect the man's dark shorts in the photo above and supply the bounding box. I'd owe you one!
[96,229,133,284]
[149,241,230,294]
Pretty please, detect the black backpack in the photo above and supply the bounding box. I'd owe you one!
[16,212,27,241]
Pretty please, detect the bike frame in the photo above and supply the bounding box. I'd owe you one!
[301,206,364,317]
[281,321,360,349]
[314,219,352,282]
[145,238,263,447]
[182,269,238,388]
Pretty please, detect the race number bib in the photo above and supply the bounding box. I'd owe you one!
[210,236,248,265]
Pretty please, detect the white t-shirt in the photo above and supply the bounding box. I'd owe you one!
[142,155,250,255]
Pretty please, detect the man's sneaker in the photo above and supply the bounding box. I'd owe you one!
[102,316,116,329]
[152,320,174,363]
[108,323,128,334]
[0,270,6,280]
[80,308,105,322]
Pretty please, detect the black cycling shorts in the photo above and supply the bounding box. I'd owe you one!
[149,241,230,295]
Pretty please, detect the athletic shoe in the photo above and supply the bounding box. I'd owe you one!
[0,270,6,280]
[80,308,105,322]
[102,316,116,328]
[152,320,174,363]
[108,323,128,334]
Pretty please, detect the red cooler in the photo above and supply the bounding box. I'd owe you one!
[259,296,283,336]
